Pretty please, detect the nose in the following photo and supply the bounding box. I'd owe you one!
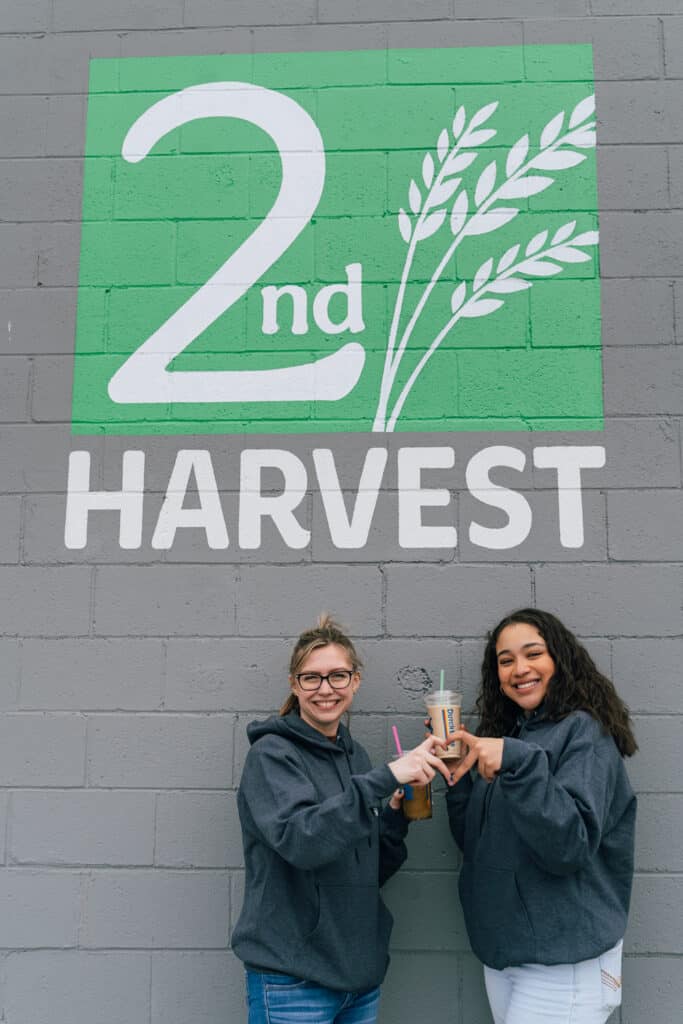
[317,675,335,693]
[512,656,531,677]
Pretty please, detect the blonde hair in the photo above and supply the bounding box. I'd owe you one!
[279,613,362,716]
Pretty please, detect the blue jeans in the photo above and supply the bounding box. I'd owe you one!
[245,970,381,1024]
[484,939,623,1024]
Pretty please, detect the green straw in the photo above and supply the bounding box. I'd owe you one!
[439,669,445,694]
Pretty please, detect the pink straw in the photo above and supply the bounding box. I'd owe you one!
[391,725,403,756]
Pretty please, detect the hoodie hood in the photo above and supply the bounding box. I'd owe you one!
[246,711,355,755]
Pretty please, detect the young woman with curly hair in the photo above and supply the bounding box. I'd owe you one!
[446,608,637,1024]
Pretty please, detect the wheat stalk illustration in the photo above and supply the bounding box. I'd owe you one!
[372,94,598,432]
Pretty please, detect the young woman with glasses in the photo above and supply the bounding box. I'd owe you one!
[232,613,453,1024]
[445,608,637,1024]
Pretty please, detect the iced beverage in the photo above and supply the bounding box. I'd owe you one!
[425,690,462,759]
[402,781,432,820]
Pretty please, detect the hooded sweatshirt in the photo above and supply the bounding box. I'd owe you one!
[446,708,636,971]
[231,712,409,992]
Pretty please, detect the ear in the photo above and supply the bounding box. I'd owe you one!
[351,671,361,694]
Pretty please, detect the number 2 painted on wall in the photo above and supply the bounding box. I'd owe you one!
[107,82,365,405]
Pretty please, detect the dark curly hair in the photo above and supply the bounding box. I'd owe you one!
[477,608,637,757]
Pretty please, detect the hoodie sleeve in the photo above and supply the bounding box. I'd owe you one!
[444,772,474,852]
[378,804,409,886]
[498,715,620,876]
[239,736,398,871]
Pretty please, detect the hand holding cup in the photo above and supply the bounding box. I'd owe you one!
[446,729,504,784]
[388,735,454,786]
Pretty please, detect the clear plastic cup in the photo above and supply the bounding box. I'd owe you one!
[425,689,462,759]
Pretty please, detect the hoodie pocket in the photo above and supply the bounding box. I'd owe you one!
[462,864,535,965]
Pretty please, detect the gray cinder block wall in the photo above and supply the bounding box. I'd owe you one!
[0,2,682,1022]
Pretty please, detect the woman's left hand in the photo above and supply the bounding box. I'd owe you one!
[447,730,504,784]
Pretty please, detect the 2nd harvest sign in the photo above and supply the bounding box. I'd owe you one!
[71,44,603,436]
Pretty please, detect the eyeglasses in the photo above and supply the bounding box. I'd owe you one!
[295,670,355,691]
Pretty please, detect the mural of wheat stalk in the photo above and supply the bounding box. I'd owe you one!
[372,93,598,432]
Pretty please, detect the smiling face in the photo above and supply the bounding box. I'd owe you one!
[290,642,360,738]
[495,622,556,715]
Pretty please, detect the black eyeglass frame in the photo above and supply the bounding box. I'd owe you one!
[294,669,356,692]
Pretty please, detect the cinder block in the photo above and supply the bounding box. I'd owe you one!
[20,638,163,710]
[612,638,683,715]
[383,870,469,951]
[25,493,170,567]
[628,716,681,792]
[37,223,82,289]
[319,0,451,20]
[622,956,683,1024]
[533,565,682,636]
[664,17,683,77]
[54,0,183,31]
[185,0,316,26]
[593,0,683,14]
[459,489,607,563]
[600,280,675,347]
[82,870,229,948]
[380,952,462,1024]
[93,566,238,637]
[45,95,87,158]
[0,359,29,423]
[666,142,683,207]
[87,713,234,788]
[0,870,81,947]
[388,18,524,50]
[598,145,668,209]
[312,489,447,564]
[604,349,683,414]
[0,225,39,288]
[0,793,7,865]
[155,791,243,868]
[120,26,252,59]
[9,791,155,866]
[0,566,91,637]
[596,83,683,144]
[626,874,683,953]
[0,160,83,223]
[4,951,151,1024]
[151,951,244,1024]
[608,490,683,561]
[252,23,388,56]
[635,796,683,872]
[0,288,78,356]
[0,97,47,157]
[403,790,459,872]
[524,17,662,80]
[0,0,50,31]
[237,566,383,636]
[230,870,245,937]
[588,418,681,489]
[0,497,21,563]
[0,713,85,786]
[29,355,71,423]
[600,214,683,278]
[461,951,496,1024]
[164,637,291,711]
[352,637,461,714]
[0,640,20,710]
[386,564,531,637]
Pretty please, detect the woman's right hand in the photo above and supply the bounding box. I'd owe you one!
[388,735,454,786]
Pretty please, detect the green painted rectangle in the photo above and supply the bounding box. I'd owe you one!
[72,44,602,435]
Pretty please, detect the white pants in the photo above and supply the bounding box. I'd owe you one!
[484,939,623,1024]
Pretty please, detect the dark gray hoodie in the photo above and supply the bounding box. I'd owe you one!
[446,708,636,970]
[231,712,409,992]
